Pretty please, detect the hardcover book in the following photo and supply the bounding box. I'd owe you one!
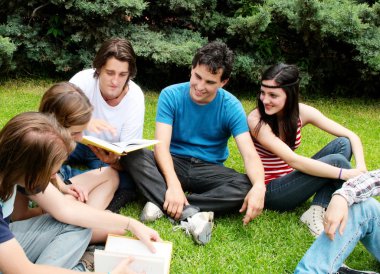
[80,136,160,155]
[94,235,172,274]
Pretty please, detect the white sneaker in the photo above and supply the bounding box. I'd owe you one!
[140,202,164,222]
[174,212,214,245]
[300,205,326,237]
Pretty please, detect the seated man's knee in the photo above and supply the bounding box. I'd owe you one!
[120,149,152,169]
[234,175,253,195]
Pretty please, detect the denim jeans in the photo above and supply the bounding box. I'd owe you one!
[294,198,380,273]
[120,149,253,215]
[63,143,135,191]
[10,214,92,270]
[265,137,352,210]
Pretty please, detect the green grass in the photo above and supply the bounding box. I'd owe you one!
[1,79,379,273]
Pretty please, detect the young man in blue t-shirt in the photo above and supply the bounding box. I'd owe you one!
[118,41,265,245]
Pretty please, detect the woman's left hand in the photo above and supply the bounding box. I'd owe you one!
[61,184,88,203]
[323,195,349,240]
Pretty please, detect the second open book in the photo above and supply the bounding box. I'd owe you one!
[80,135,160,155]
[94,234,172,274]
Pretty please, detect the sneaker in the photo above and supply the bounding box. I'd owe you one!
[86,244,104,252]
[300,205,326,237]
[174,211,214,245]
[140,201,164,222]
[106,188,136,213]
[338,264,379,274]
[180,204,200,221]
[79,250,94,272]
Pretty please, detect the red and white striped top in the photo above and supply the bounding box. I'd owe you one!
[254,119,302,184]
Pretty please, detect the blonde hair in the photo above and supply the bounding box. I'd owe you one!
[0,112,75,201]
[39,82,93,128]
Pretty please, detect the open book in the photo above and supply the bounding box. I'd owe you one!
[80,136,160,155]
[94,235,173,274]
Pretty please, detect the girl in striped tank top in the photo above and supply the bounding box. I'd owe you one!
[248,64,366,237]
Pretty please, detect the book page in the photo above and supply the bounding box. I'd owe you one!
[113,139,160,148]
[94,250,166,274]
[106,235,172,259]
[94,235,172,274]
[80,135,125,155]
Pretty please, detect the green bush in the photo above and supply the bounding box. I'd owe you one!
[0,36,16,72]
[0,0,379,96]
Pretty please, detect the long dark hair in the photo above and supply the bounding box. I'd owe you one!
[254,63,300,147]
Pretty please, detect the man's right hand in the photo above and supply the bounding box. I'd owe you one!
[323,195,349,240]
[87,118,117,136]
[163,185,188,220]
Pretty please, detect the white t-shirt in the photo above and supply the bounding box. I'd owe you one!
[70,69,145,143]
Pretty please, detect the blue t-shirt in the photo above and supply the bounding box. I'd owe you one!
[0,207,13,244]
[156,82,248,165]
[0,186,16,244]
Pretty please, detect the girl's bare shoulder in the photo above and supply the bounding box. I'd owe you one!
[247,109,261,126]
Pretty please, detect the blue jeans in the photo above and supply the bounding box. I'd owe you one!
[62,143,135,191]
[10,214,92,270]
[265,137,352,210]
[294,198,380,273]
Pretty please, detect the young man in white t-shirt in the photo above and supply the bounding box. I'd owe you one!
[64,38,145,212]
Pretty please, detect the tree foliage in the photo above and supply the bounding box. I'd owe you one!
[0,0,379,97]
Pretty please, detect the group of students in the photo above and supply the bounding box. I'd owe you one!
[0,37,378,273]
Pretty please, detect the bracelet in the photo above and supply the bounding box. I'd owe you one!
[338,168,343,180]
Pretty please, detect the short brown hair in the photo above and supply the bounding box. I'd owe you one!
[0,112,75,201]
[39,82,93,128]
[192,41,234,81]
[93,38,137,81]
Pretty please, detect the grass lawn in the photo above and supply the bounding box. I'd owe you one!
[1,79,379,273]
